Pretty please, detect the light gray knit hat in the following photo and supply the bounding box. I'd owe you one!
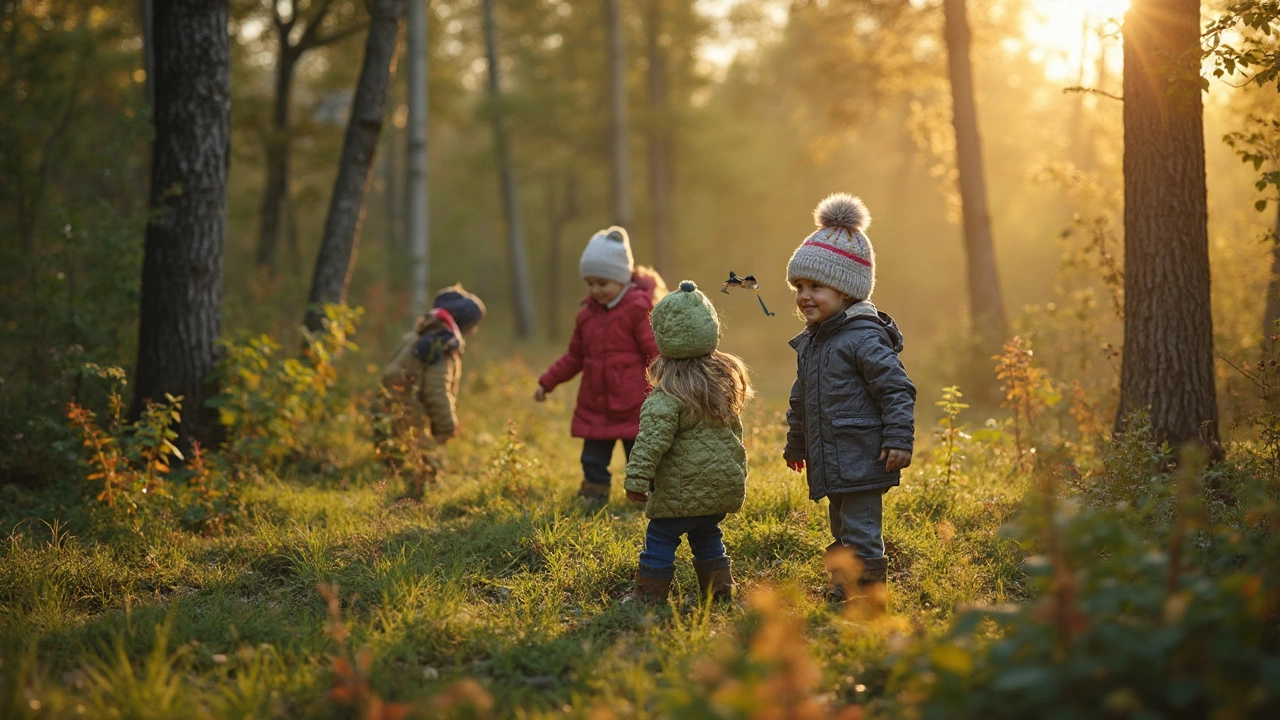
[786,193,875,301]
[650,281,720,358]
[579,226,634,284]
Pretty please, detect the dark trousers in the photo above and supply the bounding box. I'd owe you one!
[827,489,886,562]
[638,513,728,577]
[581,438,635,487]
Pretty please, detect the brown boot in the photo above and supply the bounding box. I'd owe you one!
[627,567,673,604]
[576,481,610,509]
[855,556,889,606]
[693,557,735,603]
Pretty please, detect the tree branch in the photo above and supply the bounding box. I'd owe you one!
[1063,85,1123,102]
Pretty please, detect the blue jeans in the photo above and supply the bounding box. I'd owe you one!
[638,514,727,578]
[827,489,885,561]
[581,438,635,487]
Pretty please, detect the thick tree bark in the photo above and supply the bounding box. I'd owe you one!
[1116,0,1221,456]
[130,0,230,446]
[645,0,671,278]
[304,0,405,332]
[606,0,632,228]
[942,0,1008,342]
[406,0,430,308]
[482,0,536,338]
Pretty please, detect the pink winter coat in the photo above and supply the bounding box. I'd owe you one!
[539,273,661,440]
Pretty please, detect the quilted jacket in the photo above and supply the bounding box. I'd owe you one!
[380,309,464,438]
[538,272,661,440]
[623,389,748,519]
[784,301,916,500]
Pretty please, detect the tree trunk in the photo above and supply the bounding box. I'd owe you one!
[304,0,405,332]
[141,0,155,110]
[942,0,1007,342]
[257,48,295,270]
[606,0,631,228]
[1263,201,1280,341]
[406,0,430,308]
[1116,0,1221,456]
[482,0,536,338]
[130,0,230,446]
[645,0,671,278]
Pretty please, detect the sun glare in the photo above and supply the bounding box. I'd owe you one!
[1022,0,1131,83]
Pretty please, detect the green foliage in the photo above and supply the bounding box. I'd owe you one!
[888,431,1280,719]
[212,304,363,467]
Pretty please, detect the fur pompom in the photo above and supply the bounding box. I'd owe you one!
[813,193,870,231]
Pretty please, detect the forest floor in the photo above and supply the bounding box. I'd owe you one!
[1,356,1039,718]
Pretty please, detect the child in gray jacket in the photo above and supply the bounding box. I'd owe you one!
[783,193,916,604]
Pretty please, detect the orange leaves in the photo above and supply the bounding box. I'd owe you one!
[318,583,411,720]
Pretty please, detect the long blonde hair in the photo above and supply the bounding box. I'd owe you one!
[647,351,753,424]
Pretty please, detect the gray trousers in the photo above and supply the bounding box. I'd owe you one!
[827,489,886,563]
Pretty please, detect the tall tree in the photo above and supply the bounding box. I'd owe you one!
[482,0,536,338]
[406,0,430,308]
[131,0,231,445]
[645,0,671,277]
[256,0,363,271]
[606,0,632,228]
[1264,203,1280,340]
[304,0,405,332]
[942,0,1008,342]
[1116,0,1220,455]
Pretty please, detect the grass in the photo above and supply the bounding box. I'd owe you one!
[0,356,1031,718]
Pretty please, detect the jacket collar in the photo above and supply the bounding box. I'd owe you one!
[788,299,903,352]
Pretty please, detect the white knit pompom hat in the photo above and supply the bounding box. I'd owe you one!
[786,193,875,301]
[579,226,635,284]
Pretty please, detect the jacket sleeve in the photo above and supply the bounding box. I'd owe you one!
[418,353,459,438]
[633,306,659,362]
[784,377,807,462]
[851,332,916,452]
[539,313,585,391]
[624,394,679,494]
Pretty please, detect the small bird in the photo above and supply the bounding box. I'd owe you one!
[720,271,774,316]
[720,271,760,293]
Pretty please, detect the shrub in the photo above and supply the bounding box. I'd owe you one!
[211,304,363,468]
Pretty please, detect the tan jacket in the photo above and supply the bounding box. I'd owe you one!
[381,313,463,438]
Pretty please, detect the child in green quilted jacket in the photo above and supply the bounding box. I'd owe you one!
[623,281,753,604]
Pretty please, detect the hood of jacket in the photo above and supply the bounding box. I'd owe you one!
[789,300,904,353]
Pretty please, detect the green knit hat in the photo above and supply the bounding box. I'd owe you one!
[650,281,720,358]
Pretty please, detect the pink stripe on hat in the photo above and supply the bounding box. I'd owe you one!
[803,240,872,267]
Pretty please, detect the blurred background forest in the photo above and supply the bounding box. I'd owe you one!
[9,0,1280,424]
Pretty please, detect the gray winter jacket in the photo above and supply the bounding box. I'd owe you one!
[784,301,916,500]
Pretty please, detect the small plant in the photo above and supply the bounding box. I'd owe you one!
[66,402,129,507]
[66,391,183,514]
[318,583,409,720]
[490,420,538,501]
[934,386,969,484]
[178,441,243,535]
[993,336,1058,465]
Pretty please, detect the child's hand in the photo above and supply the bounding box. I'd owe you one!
[533,385,547,402]
[625,490,649,504]
[435,431,454,445]
[787,459,805,473]
[880,448,912,472]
